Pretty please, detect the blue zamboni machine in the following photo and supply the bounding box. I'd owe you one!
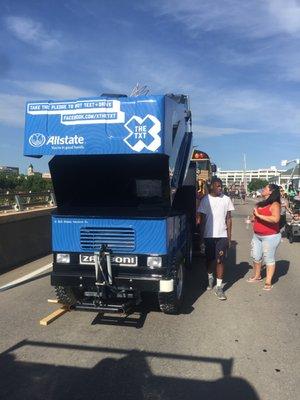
[24,94,197,314]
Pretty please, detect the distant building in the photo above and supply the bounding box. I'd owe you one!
[217,167,283,187]
[269,165,300,190]
[27,164,42,177]
[42,172,52,180]
[27,163,34,176]
[0,166,19,175]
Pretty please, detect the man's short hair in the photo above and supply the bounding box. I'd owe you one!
[211,177,223,186]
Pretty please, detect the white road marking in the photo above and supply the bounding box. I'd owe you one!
[0,263,52,292]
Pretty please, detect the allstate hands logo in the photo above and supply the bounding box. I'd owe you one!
[124,114,161,152]
[29,133,46,147]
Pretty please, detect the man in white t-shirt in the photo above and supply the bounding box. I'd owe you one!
[197,177,234,300]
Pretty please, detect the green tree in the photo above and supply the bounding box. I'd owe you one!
[248,178,268,193]
[0,172,52,193]
[0,172,19,192]
[21,175,52,192]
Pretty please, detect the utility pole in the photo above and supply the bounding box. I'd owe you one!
[243,153,247,193]
[281,159,300,190]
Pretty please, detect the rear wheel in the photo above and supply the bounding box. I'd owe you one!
[55,286,81,306]
[158,259,185,314]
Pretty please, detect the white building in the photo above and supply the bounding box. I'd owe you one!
[42,172,52,180]
[217,166,283,187]
[27,163,34,176]
[27,164,42,177]
[269,165,300,190]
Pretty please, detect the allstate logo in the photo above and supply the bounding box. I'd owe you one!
[29,133,46,147]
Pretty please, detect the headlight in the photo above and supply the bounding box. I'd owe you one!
[147,256,162,268]
[56,253,70,264]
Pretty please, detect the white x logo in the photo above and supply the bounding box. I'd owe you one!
[124,114,161,152]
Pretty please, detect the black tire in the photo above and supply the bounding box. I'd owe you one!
[289,235,294,244]
[158,259,185,314]
[55,286,80,306]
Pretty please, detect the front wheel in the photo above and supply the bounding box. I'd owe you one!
[55,286,81,306]
[158,259,185,314]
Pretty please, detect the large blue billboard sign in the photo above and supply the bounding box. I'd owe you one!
[24,95,165,156]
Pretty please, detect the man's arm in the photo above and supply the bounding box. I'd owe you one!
[196,196,207,242]
[196,212,206,242]
[226,211,232,245]
[253,203,280,223]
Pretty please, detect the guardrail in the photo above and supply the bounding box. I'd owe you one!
[0,191,56,212]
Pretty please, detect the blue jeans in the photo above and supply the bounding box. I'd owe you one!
[251,233,281,266]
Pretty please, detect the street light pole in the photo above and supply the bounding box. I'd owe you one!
[281,158,300,189]
[243,153,247,194]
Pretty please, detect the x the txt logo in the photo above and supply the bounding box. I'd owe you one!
[124,114,161,152]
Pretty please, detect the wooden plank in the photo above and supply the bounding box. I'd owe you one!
[47,299,59,304]
[39,306,70,326]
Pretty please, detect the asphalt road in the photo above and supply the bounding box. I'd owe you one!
[0,201,299,400]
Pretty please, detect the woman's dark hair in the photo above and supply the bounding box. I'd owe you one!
[257,184,281,207]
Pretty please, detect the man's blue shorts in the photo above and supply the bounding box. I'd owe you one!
[204,238,229,263]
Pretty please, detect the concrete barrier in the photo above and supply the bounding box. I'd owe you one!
[0,208,54,272]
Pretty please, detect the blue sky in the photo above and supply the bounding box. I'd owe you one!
[1,0,300,173]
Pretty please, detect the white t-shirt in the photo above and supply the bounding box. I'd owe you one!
[198,194,235,238]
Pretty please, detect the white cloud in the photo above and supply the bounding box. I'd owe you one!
[13,81,95,99]
[99,78,131,95]
[107,45,199,94]
[5,16,61,50]
[193,125,255,138]
[0,81,96,128]
[268,0,300,34]
[192,87,300,136]
[90,42,300,138]
[1,41,300,140]
[0,94,26,128]
[145,0,300,87]
[282,65,300,82]
[149,0,300,38]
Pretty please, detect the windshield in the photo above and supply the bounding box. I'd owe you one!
[195,159,211,171]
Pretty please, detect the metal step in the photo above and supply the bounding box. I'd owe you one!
[74,300,135,314]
